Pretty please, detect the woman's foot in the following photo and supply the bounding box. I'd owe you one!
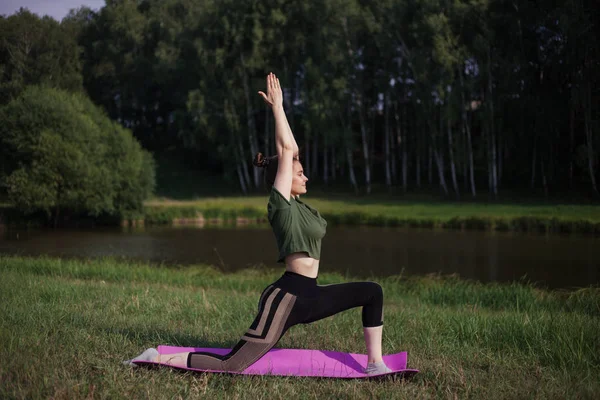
[123,347,159,367]
[364,361,392,375]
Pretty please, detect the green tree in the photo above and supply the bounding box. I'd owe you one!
[0,9,82,104]
[66,0,599,198]
[0,86,155,225]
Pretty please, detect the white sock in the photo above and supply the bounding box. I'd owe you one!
[123,347,159,367]
[364,361,393,375]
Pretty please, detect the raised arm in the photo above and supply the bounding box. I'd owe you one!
[258,73,297,200]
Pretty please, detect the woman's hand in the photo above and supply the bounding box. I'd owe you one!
[258,72,283,109]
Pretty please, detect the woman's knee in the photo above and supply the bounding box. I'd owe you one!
[365,281,383,301]
[361,282,384,327]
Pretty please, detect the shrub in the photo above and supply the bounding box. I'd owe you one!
[0,86,155,223]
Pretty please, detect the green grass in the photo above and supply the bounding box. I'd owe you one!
[1,255,598,399]
[143,196,600,234]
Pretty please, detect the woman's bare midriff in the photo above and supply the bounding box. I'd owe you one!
[285,253,320,278]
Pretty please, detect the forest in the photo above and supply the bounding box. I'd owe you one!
[1,0,598,199]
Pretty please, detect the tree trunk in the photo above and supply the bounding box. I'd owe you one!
[428,144,433,185]
[305,135,310,177]
[236,139,251,192]
[498,131,503,185]
[416,140,421,188]
[459,64,476,197]
[394,100,402,187]
[427,109,448,195]
[264,107,270,156]
[428,108,449,195]
[346,147,358,194]
[323,140,329,184]
[240,58,260,188]
[402,101,408,192]
[358,100,372,194]
[231,120,249,194]
[447,103,460,200]
[487,126,493,195]
[236,163,248,194]
[569,95,575,188]
[312,132,318,180]
[391,109,397,184]
[226,100,251,193]
[341,16,361,194]
[331,146,336,181]
[541,158,548,198]
[384,93,392,188]
[487,45,498,198]
[416,117,421,188]
[339,108,358,193]
[433,146,449,195]
[491,130,498,197]
[370,110,376,178]
[284,57,295,131]
[584,84,599,195]
[530,135,537,189]
[483,90,493,196]
[462,120,468,191]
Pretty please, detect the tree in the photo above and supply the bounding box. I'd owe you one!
[0,86,155,225]
[0,9,83,104]
[62,0,599,198]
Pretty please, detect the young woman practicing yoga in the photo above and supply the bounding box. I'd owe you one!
[124,73,392,375]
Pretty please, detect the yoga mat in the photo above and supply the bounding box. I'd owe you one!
[133,346,419,379]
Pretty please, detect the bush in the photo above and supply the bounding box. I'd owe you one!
[105,124,156,213]
[0,86,155,223]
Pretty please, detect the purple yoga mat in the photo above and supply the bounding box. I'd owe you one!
[133,346,419,379]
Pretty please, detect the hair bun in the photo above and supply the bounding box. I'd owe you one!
[252,152,270,168]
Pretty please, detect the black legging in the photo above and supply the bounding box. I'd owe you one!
[187,271,384,372]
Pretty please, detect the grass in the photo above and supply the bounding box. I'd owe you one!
[143,195,600,234]
[1,255,598,399]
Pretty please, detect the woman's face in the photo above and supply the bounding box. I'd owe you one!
[291,161,308,197]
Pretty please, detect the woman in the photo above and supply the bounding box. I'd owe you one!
[124,73,392,375]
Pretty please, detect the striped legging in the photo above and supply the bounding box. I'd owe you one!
[187,271,384,372]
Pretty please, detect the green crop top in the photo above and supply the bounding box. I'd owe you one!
[267,187,327,263]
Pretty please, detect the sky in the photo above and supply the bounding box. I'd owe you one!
[0,0,106,21]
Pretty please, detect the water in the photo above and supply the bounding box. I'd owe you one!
[0,225,597,289]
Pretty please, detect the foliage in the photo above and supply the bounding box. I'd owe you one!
[2,1,598,199]
[65,0,598,198]
[0,9,83,104]
[0,86,155,222]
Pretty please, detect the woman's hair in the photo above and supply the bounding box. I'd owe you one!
[253,152,300,188]
[252,152,279,188]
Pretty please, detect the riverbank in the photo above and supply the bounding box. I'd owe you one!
[1,255,598,399]
[141,196,600,235]
[2,196,599,234]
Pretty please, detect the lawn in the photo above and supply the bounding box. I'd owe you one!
[1,255,598,399]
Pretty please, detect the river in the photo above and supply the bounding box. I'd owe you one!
[1,225,597,289]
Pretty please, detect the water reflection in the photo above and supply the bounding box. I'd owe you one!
[0,225,598,289]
